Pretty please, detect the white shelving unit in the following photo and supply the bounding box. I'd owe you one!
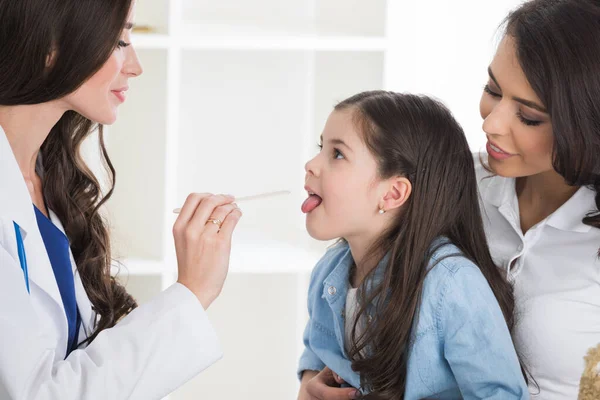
[100,1,390,398]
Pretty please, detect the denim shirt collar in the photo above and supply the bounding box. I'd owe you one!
[321,242,390,303]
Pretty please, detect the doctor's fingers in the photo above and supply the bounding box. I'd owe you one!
[202,204,241,236]
[217,206,242,242]
[174,192,212,228]
[174,194,235,235]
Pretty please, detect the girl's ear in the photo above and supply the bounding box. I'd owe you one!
[380,177,412,212]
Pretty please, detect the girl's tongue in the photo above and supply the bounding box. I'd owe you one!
[302,194,322,214]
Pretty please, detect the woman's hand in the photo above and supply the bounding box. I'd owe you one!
[173,193,242,309]
[300,368,359,400]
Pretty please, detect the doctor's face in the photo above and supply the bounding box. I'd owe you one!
[63,5,143,125]
[479,36,554,178]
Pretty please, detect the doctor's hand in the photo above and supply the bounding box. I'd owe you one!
[300,368,359,400]
[173,193,242,309]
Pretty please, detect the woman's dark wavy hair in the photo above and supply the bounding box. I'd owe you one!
[503,0,600,252]
[337,91,525,398]
[0,0,137,344]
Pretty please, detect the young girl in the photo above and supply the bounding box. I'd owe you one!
[297,91,528,399]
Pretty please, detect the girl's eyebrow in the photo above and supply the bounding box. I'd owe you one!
[320,135,353,153]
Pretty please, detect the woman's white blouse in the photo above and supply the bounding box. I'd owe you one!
[476,156,600,400]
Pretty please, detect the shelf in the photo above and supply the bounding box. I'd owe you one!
[170,273,302,399]
[112,259,166,276]
[181,35,388,51]
[180,0,387,37]
[132,33,388,51]
[313,51,386,139]
[113,235,325,277]
[176,50,310,242]
[132,33,171,49]
[105,49,168,261]
[228,235,324,274]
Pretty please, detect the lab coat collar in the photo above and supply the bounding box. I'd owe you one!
[0,126,38,238]
[0,125,95,338]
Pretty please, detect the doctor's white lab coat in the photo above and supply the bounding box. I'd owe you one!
[0,126,222,399]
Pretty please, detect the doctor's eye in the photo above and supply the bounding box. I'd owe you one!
[117,40,131,49]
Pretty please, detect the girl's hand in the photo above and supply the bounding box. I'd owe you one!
[173,193,242,309]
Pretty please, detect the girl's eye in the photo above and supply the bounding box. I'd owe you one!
[483,84,501,98]
[517,111,542,127]
[316,143,344,159]
[117,40,131,48]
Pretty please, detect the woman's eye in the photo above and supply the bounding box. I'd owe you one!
[483,84,501,98]
[517,111,542,127]
[117,40,131,48]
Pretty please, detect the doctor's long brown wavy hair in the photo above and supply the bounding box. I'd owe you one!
[337,92,527,398]
[0,0,137,344]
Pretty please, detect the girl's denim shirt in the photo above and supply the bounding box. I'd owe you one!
[298,240,529,399]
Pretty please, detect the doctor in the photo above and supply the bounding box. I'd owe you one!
[0,0,242,399]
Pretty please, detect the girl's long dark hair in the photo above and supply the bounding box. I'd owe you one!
[337,91,522,398]
[0,0,137,344]
[503,0,600,252]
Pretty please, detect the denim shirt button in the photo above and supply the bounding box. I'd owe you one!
[328,286,337,296]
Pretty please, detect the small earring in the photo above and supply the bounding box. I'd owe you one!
[378,208,385,214]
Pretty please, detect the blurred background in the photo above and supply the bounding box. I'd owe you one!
[83,0,525,398]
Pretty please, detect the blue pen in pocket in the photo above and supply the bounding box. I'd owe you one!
[14,222,30,293]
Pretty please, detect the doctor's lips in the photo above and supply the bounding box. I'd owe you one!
[172,190,291,214]
[111,86,129,103]
[302,185,322,214]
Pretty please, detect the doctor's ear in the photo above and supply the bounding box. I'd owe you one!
[380,176,412,213]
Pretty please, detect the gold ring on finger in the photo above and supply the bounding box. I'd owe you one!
[207,218,222,227]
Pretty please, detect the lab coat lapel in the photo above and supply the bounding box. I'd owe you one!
[0,126,66,316]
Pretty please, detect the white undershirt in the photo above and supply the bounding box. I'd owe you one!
[345,287,360,355]
[476,156,600,400]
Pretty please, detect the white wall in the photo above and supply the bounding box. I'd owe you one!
[95,1,533,399]
[385,0,525,151]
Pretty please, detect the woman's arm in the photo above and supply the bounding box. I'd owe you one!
[298,370,319,400]
[0,193,241,399]
[299,368,359,400]
[0,243,221,400]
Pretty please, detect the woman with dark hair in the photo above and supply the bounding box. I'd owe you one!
[476,1,600,398]
[0,0,242,398]
[303,0,600,399]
